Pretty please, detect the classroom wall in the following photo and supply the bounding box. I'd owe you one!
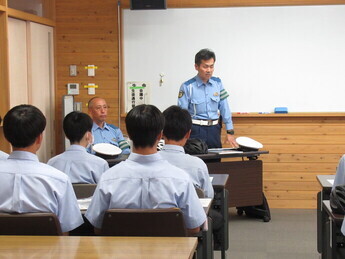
[226,114,344,209]
[55,0,345,208]
[55,0,120,154]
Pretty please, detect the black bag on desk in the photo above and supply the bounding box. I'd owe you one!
[236,193,271,222]
[330,185,345,214]
[183,138,208,155]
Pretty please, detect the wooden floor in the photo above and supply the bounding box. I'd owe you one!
[214,208,319,259]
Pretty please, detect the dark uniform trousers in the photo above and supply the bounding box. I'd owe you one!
[191,124,222,149]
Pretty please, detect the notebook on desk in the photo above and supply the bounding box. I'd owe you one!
[208,148,243,155]
[78,197,92,210]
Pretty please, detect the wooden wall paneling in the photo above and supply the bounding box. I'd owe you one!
[55,0,120,154]
[227,115,343,208]
[0,11,10,152]
[119,0,345,9]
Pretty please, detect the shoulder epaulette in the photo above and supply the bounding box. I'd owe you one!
[184,78,196,85]
[211,76,221,82]
[108,124,119,130]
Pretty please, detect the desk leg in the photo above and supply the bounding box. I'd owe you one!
[318,191,322,253]
[330,219,338,259]
[197,217,214,259]
[321,205,330,259]
[220,190,229,259]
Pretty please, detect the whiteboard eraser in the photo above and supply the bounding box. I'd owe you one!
[274,107,288,113]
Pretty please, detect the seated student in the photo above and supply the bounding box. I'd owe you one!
[0,117,9,160]
[333,155,345,190]
[48,111,109,184]
[160,105,214,198]
[0,150,8,160]
[85,104,206,236]
[87,97,130,154]
[0,104,83,235]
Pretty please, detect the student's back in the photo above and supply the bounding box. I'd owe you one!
[0,151,83,232]
[85,104,206,235]
[160,145,214,198]
[48,111,109,184]
[48,145,109,184]
[0,150,8,160]
[86,152,206,229]
[333,155,345,190]
[0,105,83,233]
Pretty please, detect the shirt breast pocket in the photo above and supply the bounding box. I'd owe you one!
[210,96,220,111]
[191,98,206,115]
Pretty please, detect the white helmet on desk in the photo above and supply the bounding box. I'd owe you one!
[236,137,263,152]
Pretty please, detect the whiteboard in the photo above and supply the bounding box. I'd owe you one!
[123,5,345,112]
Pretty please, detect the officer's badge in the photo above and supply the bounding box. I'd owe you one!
[178,90,184,98]
[214,92,219,97]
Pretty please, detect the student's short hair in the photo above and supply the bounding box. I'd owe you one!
[3,104,46,148]
[163,105,192,141]
[125,104,164,148]
[195,48,216,65]
[63,111,93,143]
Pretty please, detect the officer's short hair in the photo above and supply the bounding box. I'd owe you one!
[195,48,216,65]
[88,96,103,109]
[163,105,192,141]
[3,104,46,148]
[126,104,164,148]
[64,111,93,144]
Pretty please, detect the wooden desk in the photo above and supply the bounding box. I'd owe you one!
[199,151,268,208]
[206,159,263,207]
[317,175,335,254]
[322,200,345,259]
[0,236,198,259]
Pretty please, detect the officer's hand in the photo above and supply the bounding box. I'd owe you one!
[224,134,239,148]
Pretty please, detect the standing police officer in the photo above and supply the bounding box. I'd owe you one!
[178,48,238,148]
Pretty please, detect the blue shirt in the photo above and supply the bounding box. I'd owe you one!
[48,144,109,184]
[159,144,214,198]
[85,152,206,229]
[0,150,8,160]
[178,75,233,130]
[0,151,84,232]
[332,155,345,190]
[90,122,130,154]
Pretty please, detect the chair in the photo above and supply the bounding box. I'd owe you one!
[100,208,187,237]
[0,212,62,235]
[72,183,97,199]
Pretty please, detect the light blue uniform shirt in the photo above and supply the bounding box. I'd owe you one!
[178,75,233,130]
[160,144,214,198]
[85,152,206,229]
[332,155,345,235]
[0,150,8,160]
[89,122,130,154]
[48,144,109,184]
[0,151,84,232]
[333,155,345,190]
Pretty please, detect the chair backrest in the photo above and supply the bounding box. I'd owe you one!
[195,187,205,198]
[72,183,97,199]
[101,208,188,237]
[0,212,62,235]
